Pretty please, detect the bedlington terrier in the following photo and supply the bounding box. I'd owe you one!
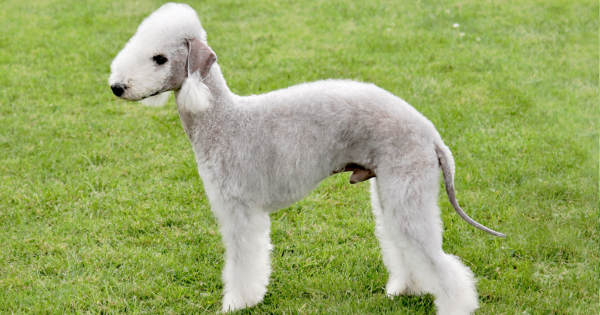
[109,3,505,314]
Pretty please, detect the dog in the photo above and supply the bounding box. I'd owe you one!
[109,3,504,314]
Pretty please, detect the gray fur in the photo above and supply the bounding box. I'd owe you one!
[109,3,504,314]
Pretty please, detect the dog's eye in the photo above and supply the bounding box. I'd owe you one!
[153,55,168,65]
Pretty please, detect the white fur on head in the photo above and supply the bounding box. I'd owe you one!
[140,91,172,106]
[134,3,207,46]
[177,72,212,112]
[109,3,208,103]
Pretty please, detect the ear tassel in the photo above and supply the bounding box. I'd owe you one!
[177,71,212,112]
[140,91,171,106]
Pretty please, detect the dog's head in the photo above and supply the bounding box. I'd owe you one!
[108,3,216,107]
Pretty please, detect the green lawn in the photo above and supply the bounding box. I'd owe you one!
[0,0,597,314]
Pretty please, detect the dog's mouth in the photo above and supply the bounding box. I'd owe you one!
[138,91,161,100]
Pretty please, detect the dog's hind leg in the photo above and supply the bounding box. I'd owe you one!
[375,167,478,315]
[370,178,423,296]
[217,205,272,312]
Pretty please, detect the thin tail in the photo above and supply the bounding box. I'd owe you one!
[435,140,506,237]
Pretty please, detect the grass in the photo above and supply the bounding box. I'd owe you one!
[0,0,597,314]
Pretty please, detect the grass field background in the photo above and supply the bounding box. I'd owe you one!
[0,0,597,314]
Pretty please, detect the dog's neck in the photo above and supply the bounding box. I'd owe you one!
[201,63,236,105]
[175,62,239,145]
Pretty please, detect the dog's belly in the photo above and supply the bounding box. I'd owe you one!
[261,161,376,213]
[262,176,323,213]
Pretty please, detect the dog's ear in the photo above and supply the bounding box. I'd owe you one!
[177,38,214,113]
[186,38,216,79]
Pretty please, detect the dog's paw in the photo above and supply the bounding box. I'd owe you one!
[220,299,244,313]
[385,280,409,297]
[385,276,425,297]
[221,291,263,313]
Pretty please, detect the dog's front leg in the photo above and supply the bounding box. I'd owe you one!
[218,207,272,312]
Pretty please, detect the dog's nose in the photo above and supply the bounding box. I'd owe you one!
[111,83,126,97]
